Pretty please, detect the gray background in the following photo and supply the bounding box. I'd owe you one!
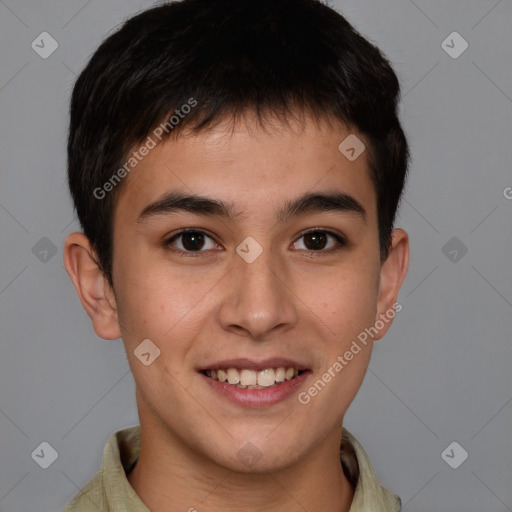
[0,0,511,511]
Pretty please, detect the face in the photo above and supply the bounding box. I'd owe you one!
[89,114,404,472]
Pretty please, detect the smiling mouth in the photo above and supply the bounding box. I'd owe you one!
[202,367,305,389]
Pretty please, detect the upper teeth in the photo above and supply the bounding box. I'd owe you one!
[205,367,299,387]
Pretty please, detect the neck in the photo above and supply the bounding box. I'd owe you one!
[128,417,354,512]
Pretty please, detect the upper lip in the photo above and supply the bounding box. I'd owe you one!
[199,357,310,372]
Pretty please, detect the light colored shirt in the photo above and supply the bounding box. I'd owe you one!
[63,426,401,511]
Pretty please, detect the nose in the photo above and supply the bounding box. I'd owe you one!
[217,246,299,340]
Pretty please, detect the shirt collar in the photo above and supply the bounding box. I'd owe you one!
[70,425,400,512]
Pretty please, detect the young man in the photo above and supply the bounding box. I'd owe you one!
[63,0,409,510]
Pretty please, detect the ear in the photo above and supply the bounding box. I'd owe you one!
[63,232,121,340]
[373,228,409,341]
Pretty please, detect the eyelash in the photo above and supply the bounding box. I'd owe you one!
[164,228,347,257]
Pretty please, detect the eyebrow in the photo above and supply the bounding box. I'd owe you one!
[137,190,366,224]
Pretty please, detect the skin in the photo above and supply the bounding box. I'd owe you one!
[64,113,409,512]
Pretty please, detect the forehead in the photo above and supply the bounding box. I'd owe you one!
[114,114,377,226]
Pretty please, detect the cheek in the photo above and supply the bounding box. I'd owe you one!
[112,259,169,344]
[113,259,217,361]
[304,264,379,338]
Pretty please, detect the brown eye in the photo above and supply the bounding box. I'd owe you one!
[303,231,328,250]
[166,230,218,252]
[292,230,346,252]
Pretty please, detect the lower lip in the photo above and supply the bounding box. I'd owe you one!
[200,371,311,408]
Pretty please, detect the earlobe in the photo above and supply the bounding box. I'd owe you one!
[63,232,122,340]
[373,228,410,341]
